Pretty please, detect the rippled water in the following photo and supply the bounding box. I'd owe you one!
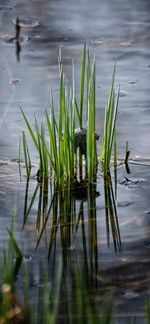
[0,0,150,322]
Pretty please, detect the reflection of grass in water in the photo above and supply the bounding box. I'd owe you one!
[0,220,114,323]
[0,219,23,322]
[23,176,100,278]
[0,209,23,289]
[23,171,121,269]
[104,174,121,253]
[145,300,150,324]
[1,199,149,323]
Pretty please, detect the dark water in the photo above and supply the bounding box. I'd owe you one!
[0,0,150,322]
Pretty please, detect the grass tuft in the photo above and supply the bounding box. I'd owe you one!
[21,46,120,188]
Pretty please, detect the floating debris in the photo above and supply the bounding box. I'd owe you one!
[13,16,40,28]
[119,176,145,188]
[9,79,21,85]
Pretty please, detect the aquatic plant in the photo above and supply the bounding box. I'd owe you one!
[21,110,49,180]
[86,54,97,182]
[100,65,119,176]
[21,45,100,186]
[21,67,75,187]
[21,48,119,186]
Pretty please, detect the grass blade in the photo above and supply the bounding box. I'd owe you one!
[7,228,23,258]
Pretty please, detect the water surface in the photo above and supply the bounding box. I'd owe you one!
[0,0,150,322]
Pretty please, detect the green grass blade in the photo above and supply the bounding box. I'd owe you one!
[114,128,117,199]
[7,228,23,258]
[21,108,39,151]
[22,131,31,178]
[79,42,86,128]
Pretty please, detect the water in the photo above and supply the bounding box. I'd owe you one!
[0,0,150,322]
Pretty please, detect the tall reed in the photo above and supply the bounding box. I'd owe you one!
[100,65,119,176]
[86,54,97,182]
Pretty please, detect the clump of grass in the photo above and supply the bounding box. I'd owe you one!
[21,46,120,188]
[100,65,119,177]
[74,46,98,182]
[21,53,77,188]
[21,45,99,187]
